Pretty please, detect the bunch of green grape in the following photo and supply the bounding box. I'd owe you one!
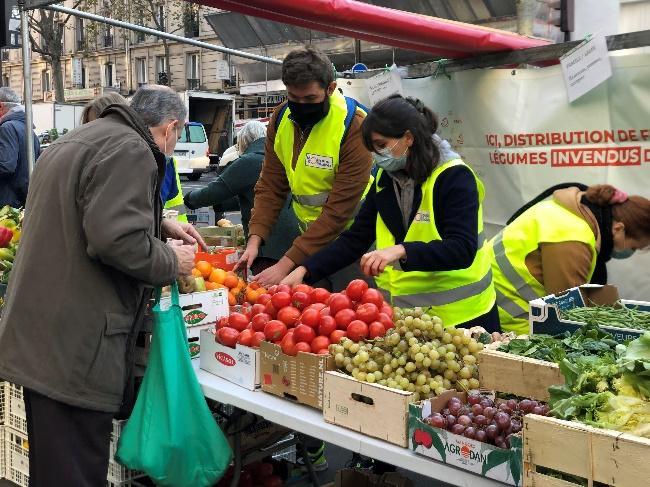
[329,307,482,401]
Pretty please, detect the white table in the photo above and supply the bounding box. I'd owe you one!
[195,363,505,487]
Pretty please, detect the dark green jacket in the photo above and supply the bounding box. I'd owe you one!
[184,137,299,260]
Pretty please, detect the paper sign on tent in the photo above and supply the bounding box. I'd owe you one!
[366,69,404,106]
[560,34,612,103]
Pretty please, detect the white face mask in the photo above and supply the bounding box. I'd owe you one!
[374,138,408,172]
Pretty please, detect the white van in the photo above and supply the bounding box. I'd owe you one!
[173,122,211,181]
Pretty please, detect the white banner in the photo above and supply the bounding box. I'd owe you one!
[338,54,650,300]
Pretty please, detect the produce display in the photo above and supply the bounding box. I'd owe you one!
[498,324,619,362]
[330,307,484,400]
[180,260,259,305]
[463,326,516,350]
[423,393,549,449]
[548,332,650,437]
[0,206,22,286]
[561,303,650,331]
[214,280,393,355]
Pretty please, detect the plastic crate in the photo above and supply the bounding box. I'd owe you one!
[107,480,147,487]
[0,381,6,426]
[0,426,5,478]
[107,419,144,483]
[7,383,26,435]
[5,427,29,487]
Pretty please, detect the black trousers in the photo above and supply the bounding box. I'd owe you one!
[23,388,115,487]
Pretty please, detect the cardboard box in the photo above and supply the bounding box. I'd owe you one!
[199,328,261,390]
[198,225,245,247]
[136,324,213,363]
[323,371,415,447]
[529,284,650,343]
[409,391,523,487]
[334,469,414,487]
[260,341,333,409]
[523,414,650,487]
[160,289,229,327]
[219,411,291,456]
[478,350,563,401]
[187,207,215,227]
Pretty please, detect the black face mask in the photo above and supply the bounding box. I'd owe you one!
[287,99,328,128]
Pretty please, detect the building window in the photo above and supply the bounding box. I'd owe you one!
[186,53,200,89]
[104,25,113,48]
[58,23,65,52]
[41,70,52,94]
[2,75,8,87]
[156,56,168,85]
[136,58,148,87]
[104,63,114,87]
[75,17,85,51]
[1,50,8,62]
[157,5,166,32]
[81,65,87,88]
[184,7,200,38]
[135,12,146,43]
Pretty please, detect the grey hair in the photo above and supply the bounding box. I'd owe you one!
[237,121,266,153]
[129,85,187,127]
[0,87,21,104]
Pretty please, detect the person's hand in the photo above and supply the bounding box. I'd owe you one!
[161,219,208,251]
[171,244,196,276]
[360,245,406,277]
[235,235,261,271]
[253,257,296,287]
[281,266,308,287]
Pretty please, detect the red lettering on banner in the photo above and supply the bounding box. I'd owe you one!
[551,146,641,167]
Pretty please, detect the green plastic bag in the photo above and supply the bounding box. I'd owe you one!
[116,283,232,486]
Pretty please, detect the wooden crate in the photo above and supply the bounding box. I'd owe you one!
[478,350,563,401]
[323,371,415,447]
[523,414,650,487]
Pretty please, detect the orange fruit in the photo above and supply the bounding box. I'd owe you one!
[205,281,220,291]
[228,292,237,306]
[208,268,227,284]
[224,275,239,289]
[246,287,260,304]
[191,268,202,277]
[196,261,213,279]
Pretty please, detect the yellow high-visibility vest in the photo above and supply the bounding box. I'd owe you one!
[487,199,597,334]
[164,157,188,223]
[375,160,495,327]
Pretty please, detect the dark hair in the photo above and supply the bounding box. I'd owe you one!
[361,95,439,184]
[282,46,335,88]
[585,185,650,241]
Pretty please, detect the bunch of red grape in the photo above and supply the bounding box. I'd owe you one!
[424,394,550,449]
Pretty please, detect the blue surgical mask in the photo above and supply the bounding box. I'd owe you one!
[374,139,408,172]
[611,248,635,259]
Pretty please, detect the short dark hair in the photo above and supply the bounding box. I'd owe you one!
[282,46,335,88]
[362,95,440,185]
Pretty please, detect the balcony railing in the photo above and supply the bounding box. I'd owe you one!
[187,78,200,90]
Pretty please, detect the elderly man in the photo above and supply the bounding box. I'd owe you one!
[0,85,203,486]
[0,87,40,207]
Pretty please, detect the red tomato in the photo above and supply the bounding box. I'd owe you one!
[267,285,278,295]
[311,336,330,353]
[380,304,394,318]
[271,291,291,310]
[361,288,384,308]
[216,327,240,348]
[300,308,321,329]
[334,308,356,330]
[263,475,283,487]
[305,303,327,313]
[292,284,313,295]
[238,328,254,346]
[368,321,387,339]
[377,312,395,330]
[264,320,288,341]
[251,313,271,332]
[309,287,331,304]
[318,315,337,337]
[347,320,369,342]
[256,293,272,306]
[250,332,265,348]
[216,317,230,330]
[264,301,277,319]
[293,324,316,344]
[276,284,292,295]
[355,303,379,324]
[293,342,312,355]
[317,348,331,355]
[291,291,310,311]
[228,312,250,332]
[251,303,266,317]
[320,306,331,317]
[346,279,369,302]
[329,293,353,315]
[277,306,301,327]
[280,331,296,356]
[330,329,347,344]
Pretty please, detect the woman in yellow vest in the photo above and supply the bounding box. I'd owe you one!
[489,184,650,335]
[283,95,498,331]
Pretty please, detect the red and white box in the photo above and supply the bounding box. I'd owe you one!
[199,328,261,390]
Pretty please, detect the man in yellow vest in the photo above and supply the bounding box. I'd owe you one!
[236,47,373,288]
[162,156,188,223]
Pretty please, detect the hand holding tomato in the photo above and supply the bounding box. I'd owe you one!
[360,245,406,277]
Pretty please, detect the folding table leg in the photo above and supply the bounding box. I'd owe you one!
[296,434,320,487]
